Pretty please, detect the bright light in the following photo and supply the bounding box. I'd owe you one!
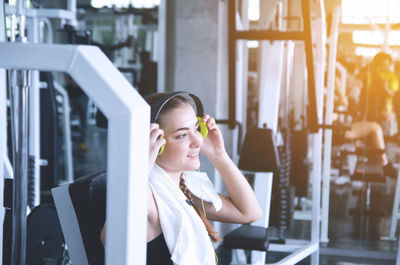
[353,31,384,45]
[342,0,400,24]
[91,0,108,8]
[91,0,160,9]
[355,47,380,58]
[353,30,400,46]
[248,0,260,21]
[247,41,259,48]
[389,31,400,45]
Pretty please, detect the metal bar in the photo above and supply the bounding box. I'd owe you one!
[255,242,318,265]
[234,30,304,41]
[53,81,74,184]
[157,0,167,92]
[310,1,326,263]
[320,5,340,244]
[228,0,236,129]
[0,2,6,263]
[10,69,31,265]
[397,236,400,265]
[320,247,396,261]
[27,17,41,208]
[301,0,318,133]
[5,6,75,21]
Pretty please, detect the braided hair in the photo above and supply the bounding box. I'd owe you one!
[179,177,221,243]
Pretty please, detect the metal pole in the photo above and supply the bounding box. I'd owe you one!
[10,68,31,265]
[11,1,29,263]
[228,0,236,129]
[27,15,41,208]
[320,5,340,244]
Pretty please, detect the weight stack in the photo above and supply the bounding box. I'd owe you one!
[270,145,295,239]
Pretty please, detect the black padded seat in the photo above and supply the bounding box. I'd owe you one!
[351,159,385,183]
[52,171,106,265]
[223,225,269,251]
[68,171,107,265]
[349,157,386,218]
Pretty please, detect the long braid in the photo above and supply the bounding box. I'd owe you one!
[179,177,221,243]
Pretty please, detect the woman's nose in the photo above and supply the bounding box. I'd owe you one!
[190,132,203,147]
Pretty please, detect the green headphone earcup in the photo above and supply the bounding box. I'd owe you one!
[158,145,165,155]
[197,117,208,138]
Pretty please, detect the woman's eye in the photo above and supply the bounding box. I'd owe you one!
[176,134,186,139]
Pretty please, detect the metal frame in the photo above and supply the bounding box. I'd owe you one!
[53,81,74,184]
[5,0,79,209]
[0,42,150,265]
[228,0,326,263]
[320,5,341,244]
[0,1,6,262]
[228,0,318,132]
[383,166,400,241]
[157,0,167,92]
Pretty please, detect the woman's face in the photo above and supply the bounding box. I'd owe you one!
[156,103,203,173]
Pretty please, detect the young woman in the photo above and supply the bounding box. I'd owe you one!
[102,92,262,265]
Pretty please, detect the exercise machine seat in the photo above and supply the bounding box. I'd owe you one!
[52,171,106,265]
[352,158,384,183]
[223,127,279,257]
[223,225,269,251]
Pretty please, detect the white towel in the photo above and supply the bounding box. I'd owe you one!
[149,165,220,265]
[182,171,222,211]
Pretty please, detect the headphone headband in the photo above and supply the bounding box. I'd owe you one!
[151,91,204,122]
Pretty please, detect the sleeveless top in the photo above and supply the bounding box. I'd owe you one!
[147,233,173,265]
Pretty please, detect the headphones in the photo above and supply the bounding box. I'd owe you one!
[151,91,208,155]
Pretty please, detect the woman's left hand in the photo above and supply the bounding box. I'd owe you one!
[200,115,226,159]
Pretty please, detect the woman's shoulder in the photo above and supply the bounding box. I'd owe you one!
[148,186,159,223]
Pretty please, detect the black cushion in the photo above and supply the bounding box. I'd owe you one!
[352,158,384,182]
[69,171,106,265]
[223,225,269,251]
[239,127,280,173]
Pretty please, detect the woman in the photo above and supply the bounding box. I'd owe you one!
[101,92,262,265]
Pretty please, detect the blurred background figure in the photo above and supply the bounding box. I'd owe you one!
[362,52,399,132]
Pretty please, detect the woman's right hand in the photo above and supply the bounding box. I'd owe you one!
[149,123,165,171]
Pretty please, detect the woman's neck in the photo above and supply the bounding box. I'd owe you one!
[156,164,182,185]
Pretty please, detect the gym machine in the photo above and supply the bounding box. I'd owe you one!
[226,0,326,264]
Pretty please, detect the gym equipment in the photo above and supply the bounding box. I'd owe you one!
[4,180,67,265]
[52,171,106,265]
[39,72,59,203]
[223,127,279,263]
[238,127,280,173]
[349,156,386,220]
[26,204,66,265]
[0,41,149,265]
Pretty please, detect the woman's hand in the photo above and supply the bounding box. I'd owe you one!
[149,123,165,171]
[200,115,226,159]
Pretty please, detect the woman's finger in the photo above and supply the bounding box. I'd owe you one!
[150,127,164,143]
[201,114,210,123]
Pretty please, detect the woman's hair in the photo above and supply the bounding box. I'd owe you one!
[145,93,191,126]
[146,93,221,242]
[180,178,221,243]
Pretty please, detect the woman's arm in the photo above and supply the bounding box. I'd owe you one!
[198,116,262,224]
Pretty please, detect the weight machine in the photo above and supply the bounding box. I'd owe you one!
[226,0,326,264]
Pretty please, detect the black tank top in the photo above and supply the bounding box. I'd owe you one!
[147,233,173,265]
